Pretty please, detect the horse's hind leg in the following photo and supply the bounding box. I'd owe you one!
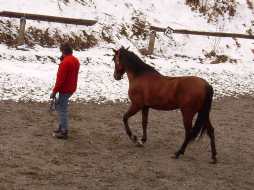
[123,104,140,144]
[175,109,195,159]
[206,119,217,163]
[141,107,149,144]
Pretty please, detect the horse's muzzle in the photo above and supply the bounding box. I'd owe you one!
[114,73,123,80]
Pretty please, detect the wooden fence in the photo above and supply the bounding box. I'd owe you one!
[0,11,97,26]
[0,11,97,46]
[140,25,254,55]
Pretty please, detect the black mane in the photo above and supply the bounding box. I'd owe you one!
[119,47,160,76]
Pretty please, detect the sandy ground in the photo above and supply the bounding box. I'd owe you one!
[0,96,254,190]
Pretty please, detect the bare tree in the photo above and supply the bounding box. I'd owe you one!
[186,0,200,7]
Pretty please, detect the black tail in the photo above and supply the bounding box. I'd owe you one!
[191,84,214,140]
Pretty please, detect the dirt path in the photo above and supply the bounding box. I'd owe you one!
[0,96,254,190]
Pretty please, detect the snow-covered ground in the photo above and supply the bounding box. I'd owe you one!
[0,0,254,102]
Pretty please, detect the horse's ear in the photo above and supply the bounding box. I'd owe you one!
[126,46,130,50]
[112,48,117,53]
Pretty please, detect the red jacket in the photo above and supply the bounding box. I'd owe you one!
[53,54,80,94]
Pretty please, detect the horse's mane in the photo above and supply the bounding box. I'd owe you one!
[120,47,160,76]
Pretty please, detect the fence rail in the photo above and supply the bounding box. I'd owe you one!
[0,11,97,46]
[150,26,254,40]
[139,25,254,55]
[0,11,97,26]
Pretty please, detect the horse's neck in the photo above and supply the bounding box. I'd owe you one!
[126,71,136,82]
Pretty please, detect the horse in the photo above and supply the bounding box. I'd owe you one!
[112,47,217,164]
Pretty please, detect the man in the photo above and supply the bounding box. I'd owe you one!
[50,42,80,139]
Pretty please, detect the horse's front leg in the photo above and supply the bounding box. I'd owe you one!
[123,104,140,144]
[141,107,149,144]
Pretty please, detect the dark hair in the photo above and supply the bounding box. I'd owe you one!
[60,42,73,55]
[119,47,160,76]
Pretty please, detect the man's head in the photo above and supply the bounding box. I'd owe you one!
[60,42,73,55]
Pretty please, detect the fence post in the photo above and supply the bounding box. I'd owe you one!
[147,30,156,54]
[16,17,26,46]
[139,30,156,55]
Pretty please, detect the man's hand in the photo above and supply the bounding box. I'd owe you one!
[50,92,56,99]
[60,55,64,61]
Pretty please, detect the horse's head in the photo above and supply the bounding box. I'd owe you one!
[112,48,125,80]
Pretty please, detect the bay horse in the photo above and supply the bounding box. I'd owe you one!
[112,47,217,164]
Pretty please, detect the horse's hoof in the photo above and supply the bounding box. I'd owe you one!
[141,138,146,144]
[173,149,185,159]
[171,155,178,159]
[210,158,217,164]
[135,139,144,147]
[130,135,137,143]
[172,152,180,159]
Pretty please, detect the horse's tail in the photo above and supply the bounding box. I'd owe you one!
[191,84,214,140]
